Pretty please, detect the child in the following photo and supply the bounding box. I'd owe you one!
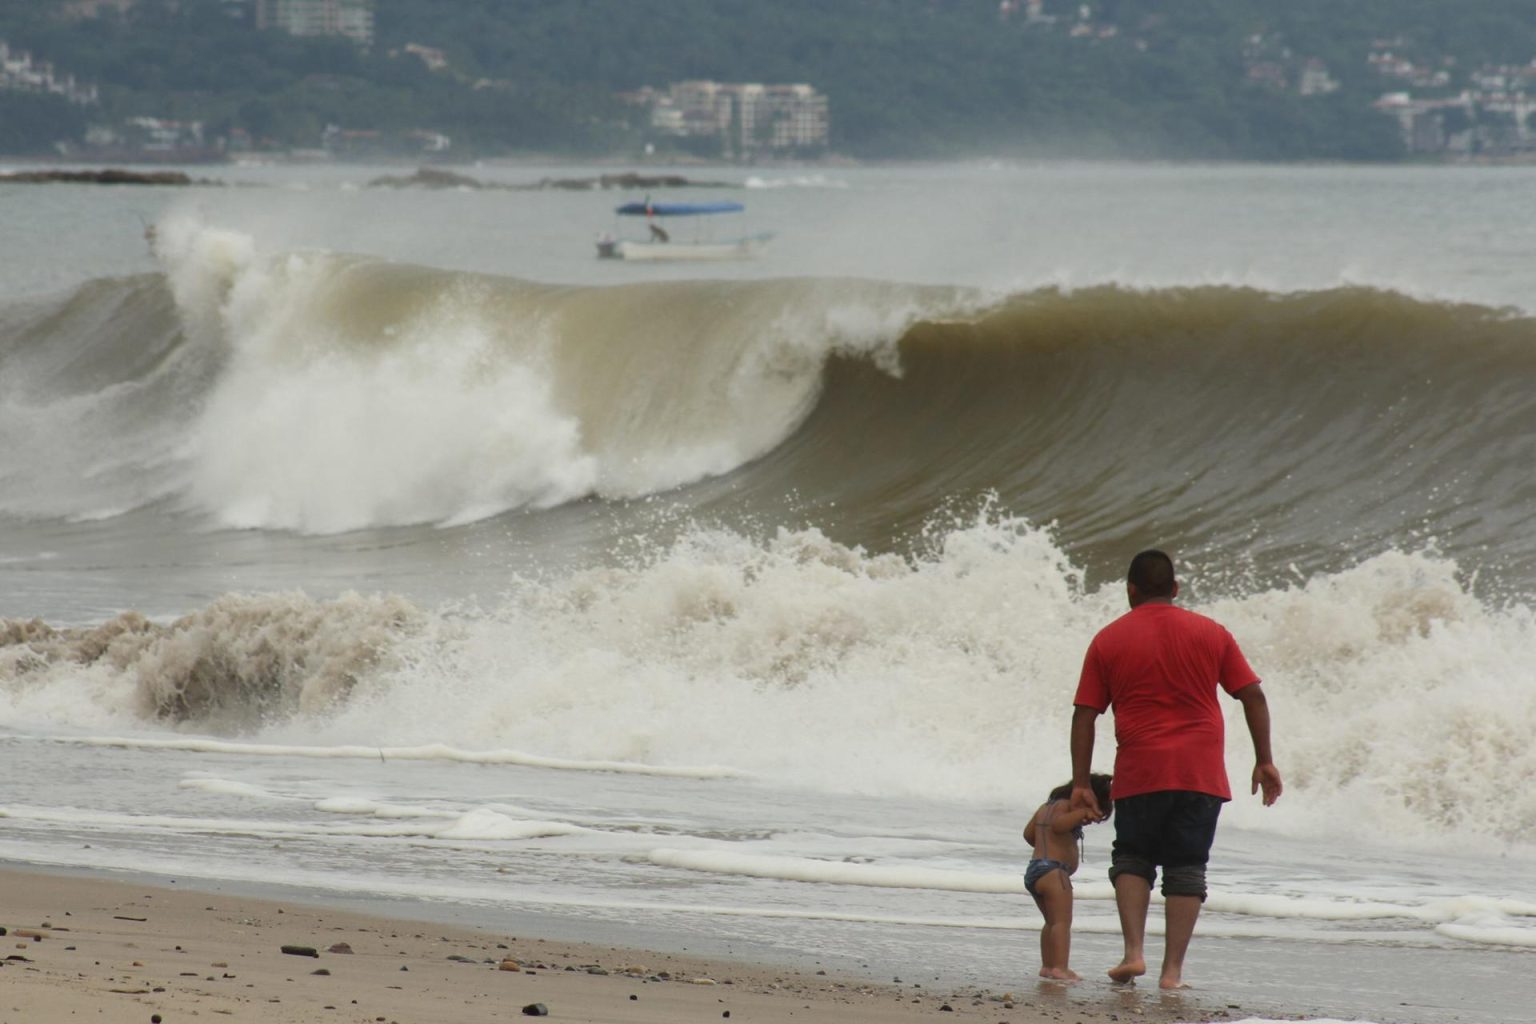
[1023,772,1113,981]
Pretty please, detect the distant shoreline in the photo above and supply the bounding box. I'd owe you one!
[5,152,1536,181]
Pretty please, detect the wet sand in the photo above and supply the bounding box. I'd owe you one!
[0,865,1274,1024]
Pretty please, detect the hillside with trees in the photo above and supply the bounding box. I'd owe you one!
[2,0,1535,160]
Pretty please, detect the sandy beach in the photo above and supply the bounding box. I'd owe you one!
[0,866,1275,1024]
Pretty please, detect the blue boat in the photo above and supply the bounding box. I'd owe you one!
[596,199,771,261]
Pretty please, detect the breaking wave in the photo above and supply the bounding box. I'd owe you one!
[4,520,1534,847]
[2,220,1534,587]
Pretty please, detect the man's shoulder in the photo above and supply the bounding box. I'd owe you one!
[1166,604,1228,628]
[1088,609,1137,646]
[1097,604,1232,642]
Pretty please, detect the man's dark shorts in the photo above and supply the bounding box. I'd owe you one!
[1109,790,1223,900]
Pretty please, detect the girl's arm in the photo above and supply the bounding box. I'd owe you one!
[1049,803,1100,834]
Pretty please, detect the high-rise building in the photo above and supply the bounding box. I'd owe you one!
[255,0,374,47]
[645,80,830,155]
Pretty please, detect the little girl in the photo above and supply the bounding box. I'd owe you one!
[1023,773,1113,981]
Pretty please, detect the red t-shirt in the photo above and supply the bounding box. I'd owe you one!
[1073,602,1259,801]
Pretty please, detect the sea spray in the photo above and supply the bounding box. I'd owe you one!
[152,222,962,531]
[1,592,421,729]
[1206,553,1536,843]
[6,518,1530,849]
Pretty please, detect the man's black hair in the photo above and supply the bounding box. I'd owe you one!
[1127,549,1176,597]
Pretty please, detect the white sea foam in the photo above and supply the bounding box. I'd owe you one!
[307,526,1535,848]
[142,222,959,532]
[311,796,454,818]
[1434,921,1536,948]
[644,849,1536,946]
[435,807,585,841]
[628,847,1275,909]
[176,241,598,532]
[743,174,850,189]
[175,779,591,835]
[0,815,1455,949]
[58,736,745,778]
[177,776,292,802]
[1202,552,1536,845]
[649,848,1026,893]
[0,801,581,842]
[0,551,58,565]
[7,520,1536,851]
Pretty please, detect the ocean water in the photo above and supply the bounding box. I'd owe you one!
[2,161,1535,1024]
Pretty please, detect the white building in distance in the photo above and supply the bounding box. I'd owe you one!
[631,80,830,156]
[0,40,98,105]
[256,0,374,48]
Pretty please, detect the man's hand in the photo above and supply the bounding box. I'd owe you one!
[1069,705,1102,820]
[1252,763,1283,806]
[1069,784,1104,821]
[1236,684,1279,806]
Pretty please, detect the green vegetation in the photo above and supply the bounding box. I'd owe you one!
[0,1,620,155]
[2,0,1535,159]
[0,91,88,154]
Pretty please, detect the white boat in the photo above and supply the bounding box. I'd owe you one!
[596,199,771,261]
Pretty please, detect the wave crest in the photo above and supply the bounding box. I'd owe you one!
[2,592,422,728]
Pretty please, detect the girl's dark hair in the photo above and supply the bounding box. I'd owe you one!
[1047,773,1114,817]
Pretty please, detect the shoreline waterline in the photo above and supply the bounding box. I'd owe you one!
[0,863,1259,1024]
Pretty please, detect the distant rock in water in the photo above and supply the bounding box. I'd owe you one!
[524,171,725,190]
[367,166,731,190]
[0,168,214,186]
[367,166,487,189]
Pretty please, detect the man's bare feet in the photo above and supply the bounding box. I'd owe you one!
[1158,974,1191,990]
[1107,958,1145,983]
[1040,967,1081,982]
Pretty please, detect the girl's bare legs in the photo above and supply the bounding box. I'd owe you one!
[1033,871,1080,981]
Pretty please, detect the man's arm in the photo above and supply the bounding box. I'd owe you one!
[1235,682,1282,805]
[1069,704,1103,818]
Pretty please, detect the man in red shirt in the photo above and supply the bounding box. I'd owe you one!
[1070,550,1282,990]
